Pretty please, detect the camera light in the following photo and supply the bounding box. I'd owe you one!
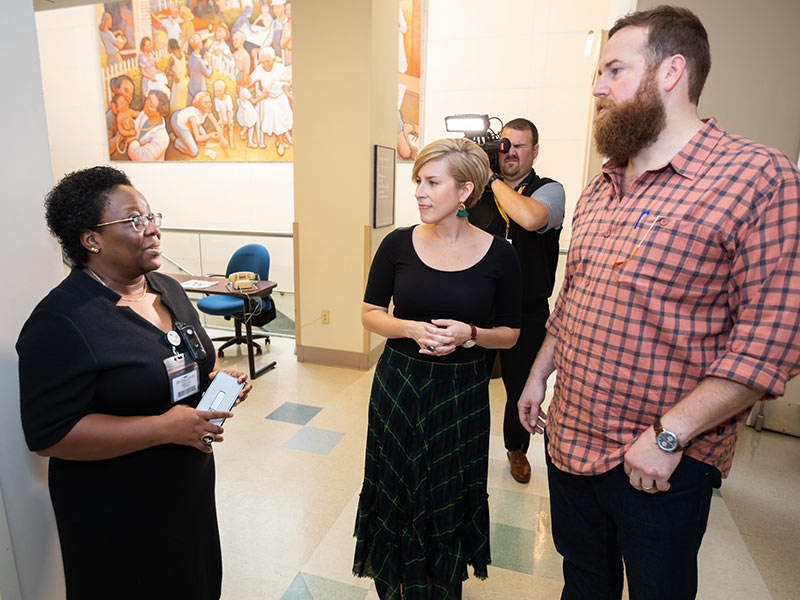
[445,114,490,135]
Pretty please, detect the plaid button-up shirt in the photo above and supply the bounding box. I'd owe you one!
[547,119,800,477]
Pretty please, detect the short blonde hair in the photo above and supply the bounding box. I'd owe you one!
[192,91,210,110]
[411,138,490,208]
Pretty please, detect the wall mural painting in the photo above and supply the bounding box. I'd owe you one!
[397,0,422,161]
[99,0,293,162]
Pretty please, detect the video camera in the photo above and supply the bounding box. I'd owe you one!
[445,114,510,173]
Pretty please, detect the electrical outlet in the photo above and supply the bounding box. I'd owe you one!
[321,310,330,324]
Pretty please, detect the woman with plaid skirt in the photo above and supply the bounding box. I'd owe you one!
[354,138,522,599]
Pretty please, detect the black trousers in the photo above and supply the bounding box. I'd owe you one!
[485,300,550,453]
[545,438,720,599]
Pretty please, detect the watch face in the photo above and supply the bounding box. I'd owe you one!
[656,431,679,452]
[462,340,477,348]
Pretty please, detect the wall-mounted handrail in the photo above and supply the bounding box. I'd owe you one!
[160,226,293,238]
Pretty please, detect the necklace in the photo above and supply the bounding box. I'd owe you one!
[85,268,148,302]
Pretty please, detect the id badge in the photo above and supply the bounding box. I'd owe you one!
[163,353,200,403]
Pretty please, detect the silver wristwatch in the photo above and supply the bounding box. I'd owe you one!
[653,418,691,453]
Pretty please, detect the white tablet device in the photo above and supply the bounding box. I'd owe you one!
[196,372,244,426]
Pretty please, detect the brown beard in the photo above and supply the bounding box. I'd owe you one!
[593,71,666,166]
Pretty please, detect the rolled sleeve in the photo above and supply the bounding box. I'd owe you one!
[706,153,800,397]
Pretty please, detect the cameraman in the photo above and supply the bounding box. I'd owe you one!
[468,118,565,483]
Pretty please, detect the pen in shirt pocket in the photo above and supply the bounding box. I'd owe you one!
[613,210,661,269]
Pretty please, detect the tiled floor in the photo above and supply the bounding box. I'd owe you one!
[212,336,799,600]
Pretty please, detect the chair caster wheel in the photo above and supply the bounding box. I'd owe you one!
[217,349,225,358]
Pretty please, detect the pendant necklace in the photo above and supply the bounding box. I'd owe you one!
[85,267,148,302]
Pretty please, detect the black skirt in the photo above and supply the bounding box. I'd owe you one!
[353,347,491,599]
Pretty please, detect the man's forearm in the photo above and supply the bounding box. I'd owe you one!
[659,376,763,444]
[490,178,549,231]
[528,331,557,384]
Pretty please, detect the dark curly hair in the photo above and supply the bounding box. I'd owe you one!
[45,166,131,268]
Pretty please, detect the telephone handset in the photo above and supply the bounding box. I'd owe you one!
[228,271,259,291]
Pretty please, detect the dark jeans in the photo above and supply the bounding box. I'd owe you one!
[485,301,549,453]
[545,437,721,600]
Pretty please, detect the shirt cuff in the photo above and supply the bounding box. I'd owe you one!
[706,352,785,397]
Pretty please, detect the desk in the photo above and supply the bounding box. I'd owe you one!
[167,273,277,380]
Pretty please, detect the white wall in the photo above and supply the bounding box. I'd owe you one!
[0,4,67,600]
[395,0,635,250]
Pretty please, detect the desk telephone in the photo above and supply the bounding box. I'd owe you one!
[228,271,260,290]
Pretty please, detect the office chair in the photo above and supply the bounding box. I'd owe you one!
[197,244,276,358]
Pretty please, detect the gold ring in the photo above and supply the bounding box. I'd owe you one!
[642,485,652,490]
[201,434,214,446]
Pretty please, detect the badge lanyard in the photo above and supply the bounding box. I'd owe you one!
[162,329,200,403]
[493,183,527,242]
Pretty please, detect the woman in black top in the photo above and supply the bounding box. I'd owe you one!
[16,166,251,600]
[353,138,522,599]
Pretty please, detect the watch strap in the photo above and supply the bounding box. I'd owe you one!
[469,324,477,341]
[487,173,502,187]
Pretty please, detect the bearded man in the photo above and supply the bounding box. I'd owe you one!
[518,6,800,599]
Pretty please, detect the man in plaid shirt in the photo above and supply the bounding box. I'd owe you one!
[519,6,800,599]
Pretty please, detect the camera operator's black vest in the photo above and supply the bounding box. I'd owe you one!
[468,168,561,311]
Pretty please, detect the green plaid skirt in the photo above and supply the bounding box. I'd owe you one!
[353,347,491,599]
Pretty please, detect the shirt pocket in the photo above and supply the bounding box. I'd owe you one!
[614,216,729,305]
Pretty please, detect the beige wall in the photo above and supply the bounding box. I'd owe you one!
[636,0,800,161]
[292,0,396,360]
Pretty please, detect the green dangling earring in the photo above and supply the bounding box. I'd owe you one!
[456,202,468,218]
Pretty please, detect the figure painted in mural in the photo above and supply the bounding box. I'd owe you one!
[179,5,196,52]
[138,37,169,99]
[106,74,135,144]
[17,166,252,599]
[128,90,171,162]
[187,33,213,106]
[236,72,258,149]
[171,91,227,158]
[232,30,251,78]
[213,79,235,151]
[279,0,292,66]
[518,7,800,599]
[98,12,126,66]
[206,24,235,75]
[397,114,418,160]
[250,47,292,156]
[166,38,189,113]
[152,6,183,42]
[111,94,139,156]
[354,138,521,599]
[259,0,288,62]
[398,4,408,74]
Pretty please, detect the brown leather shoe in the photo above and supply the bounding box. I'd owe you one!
[508,449,531,483]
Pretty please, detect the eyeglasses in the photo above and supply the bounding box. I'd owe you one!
[94,213,162,232]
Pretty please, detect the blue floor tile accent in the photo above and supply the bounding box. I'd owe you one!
[283,426,345,455]
[489,521,536,575]
[281,572,368,600]
[266,402,323,426]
